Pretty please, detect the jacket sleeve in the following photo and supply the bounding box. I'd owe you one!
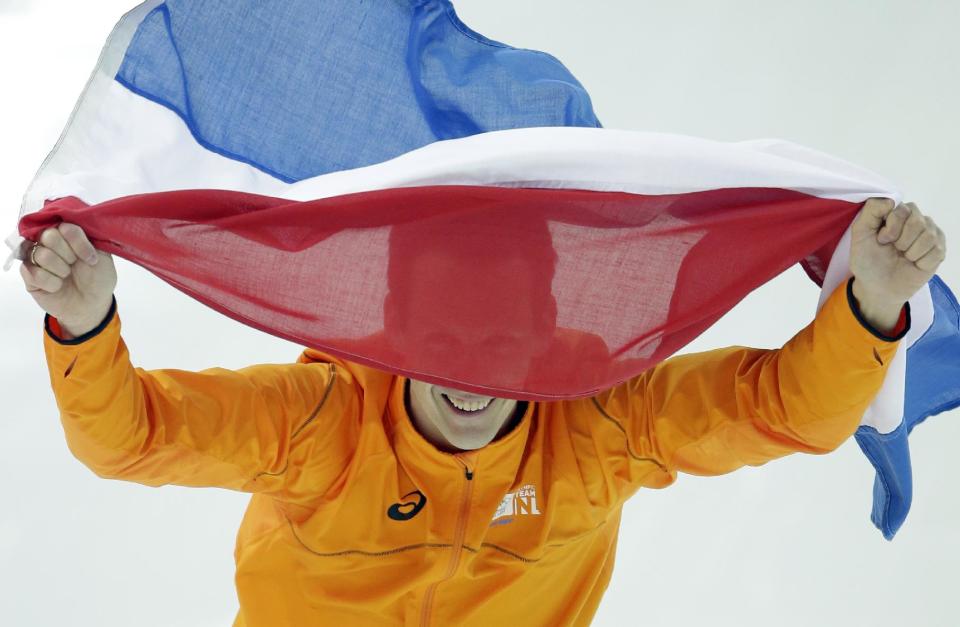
[590,277,910,488]
[42,297,359,494]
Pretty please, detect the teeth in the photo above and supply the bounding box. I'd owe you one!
[444,394,493,412]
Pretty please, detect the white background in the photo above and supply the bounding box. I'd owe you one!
[1,1,958,626]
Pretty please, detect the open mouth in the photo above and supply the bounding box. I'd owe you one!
[441,392,494,415]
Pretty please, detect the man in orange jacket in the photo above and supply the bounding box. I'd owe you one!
[19,198,946,625]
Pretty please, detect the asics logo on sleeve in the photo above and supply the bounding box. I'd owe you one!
[387,490,427,521]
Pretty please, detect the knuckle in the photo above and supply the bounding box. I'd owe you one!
[882,223,902,238]
[57,222,80,237]
[34,246,50,266]
[59,223,87,246]
[41,272,62,292]
[51,261,70,279]
[868,198,894,215]
[44,249,63,269]
[40,228,61,246]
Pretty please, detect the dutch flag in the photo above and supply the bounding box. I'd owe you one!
[6,0,958,539]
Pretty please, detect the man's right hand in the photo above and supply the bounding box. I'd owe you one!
[19,223,117,338]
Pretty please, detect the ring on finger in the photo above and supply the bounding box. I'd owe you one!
[29,243,41,266]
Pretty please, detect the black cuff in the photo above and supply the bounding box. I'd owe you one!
[44,296,118,346]
[846,278,910,342]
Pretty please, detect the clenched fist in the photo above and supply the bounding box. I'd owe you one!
[850,198,947,332]
[19,223,117,337]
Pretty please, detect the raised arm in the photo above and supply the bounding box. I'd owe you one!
[589,198,945,488]
[592,276,908,484]
[22,224,359,496]
[42,300,358,494]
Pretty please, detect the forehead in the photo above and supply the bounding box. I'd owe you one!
[400,251,540,333]
[410,250,535,288]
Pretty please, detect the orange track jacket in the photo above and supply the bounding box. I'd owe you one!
[42,278,908,626]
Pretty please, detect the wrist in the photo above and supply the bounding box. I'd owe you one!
[850,279,904,335]
[57,299,115,339]
[59,321,95,339]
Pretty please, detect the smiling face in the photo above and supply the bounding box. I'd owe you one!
[383,211,558,452]
[391,251,538,451]
[407,379,520,452]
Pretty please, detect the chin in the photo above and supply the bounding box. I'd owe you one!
[442,436,491,452]
[431,401,501,450]
[434,415,500,450]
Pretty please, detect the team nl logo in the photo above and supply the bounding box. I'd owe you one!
[490,484,541,527]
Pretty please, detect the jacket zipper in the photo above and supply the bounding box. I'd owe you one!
[419,457,474,627]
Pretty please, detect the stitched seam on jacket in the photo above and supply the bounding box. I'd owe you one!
[288,518,461,557]
[480,518,611,563]
[254,364,338,479]
[288,519,609,563]
[479,542,541,563]
[590,397,669,473]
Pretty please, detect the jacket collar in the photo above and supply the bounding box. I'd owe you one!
[386,375,534,486]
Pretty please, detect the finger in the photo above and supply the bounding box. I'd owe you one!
[30,245,72,279]
[893,203,927,252]
[20,260,64,293]
[57,223,99,265]
[856,197,897,233]
[915,245,946,273]
[904,229,938,263]
[878,203,913,244]
[39,226,78,265]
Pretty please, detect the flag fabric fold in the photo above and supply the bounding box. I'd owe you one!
[7,0,957,539]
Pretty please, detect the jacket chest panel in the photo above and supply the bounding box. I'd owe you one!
[285,446,614,578]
